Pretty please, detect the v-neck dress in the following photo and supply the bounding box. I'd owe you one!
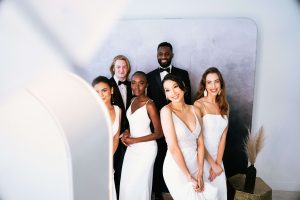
[112,105,120,200]
[163,107,218,200]
[119,99,157,200]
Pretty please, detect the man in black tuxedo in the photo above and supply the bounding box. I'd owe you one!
[109,55,132,199]
[147,42,191,200]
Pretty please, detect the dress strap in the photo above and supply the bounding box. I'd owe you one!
[145,99,152,105]
[191,106,199,122]
[199,101,208,114]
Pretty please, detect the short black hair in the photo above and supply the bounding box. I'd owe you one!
[92,76,112,87]
[131,71,148,83]
[157,42,173,52]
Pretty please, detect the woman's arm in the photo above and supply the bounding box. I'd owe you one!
[113,109,121,155]
[161,105,195,182]
[194,107,204,191]
[216,126,228,166]
[122,101,163,145]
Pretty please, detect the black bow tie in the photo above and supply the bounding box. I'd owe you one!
[159,67,170,73]
[118,80,128,85]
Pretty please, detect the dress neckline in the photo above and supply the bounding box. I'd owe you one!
[129,97,150,115]
[171,107,199,134]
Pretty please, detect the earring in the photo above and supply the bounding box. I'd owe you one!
[204,89,208,97]
[145,88,148,96]
[218,90,221,95]
[111,95,115,104]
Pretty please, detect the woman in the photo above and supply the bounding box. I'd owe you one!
[119,71,163,200]
[161,74,217,200]
[92,76,121,200]
[194,67,229,200]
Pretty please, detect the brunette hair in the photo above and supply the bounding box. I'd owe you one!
[92,76,112,87]
[194,67,229,116]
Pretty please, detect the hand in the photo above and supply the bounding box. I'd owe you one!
[197,173,204,192]
[122,136,135,146]
[211,163,223,176]
[208,167,217,182]
[187,175,202,192]
[120,130,130,146]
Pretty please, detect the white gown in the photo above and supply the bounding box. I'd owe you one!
[163,107,218,200]
[119,99,157,200]
[112,105,120,200]
[202,114,228,200]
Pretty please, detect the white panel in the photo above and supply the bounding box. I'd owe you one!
[0,70,112,200]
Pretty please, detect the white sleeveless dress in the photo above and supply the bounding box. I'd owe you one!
[119,99,157,200]
[112,105,120,200]
[202,114,228,200]
[163,107,218,200]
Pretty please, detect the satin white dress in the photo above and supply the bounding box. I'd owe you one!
[202,114,228,200]
[112,105,120,200]
[119,99,157,200]
[163,107,218,200]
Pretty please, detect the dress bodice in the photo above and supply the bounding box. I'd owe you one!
[171,107,201,150]
[126,99,152,137]
[202,114,228,156]
[112,105,120,136]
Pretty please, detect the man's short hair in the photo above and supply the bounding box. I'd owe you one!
[157,42,173,52]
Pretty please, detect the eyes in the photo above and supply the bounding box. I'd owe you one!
[96,88,108,94]
[131,80,146,86]
[164,84,179,92]
[158,52,170,57]
[206,79,220,85]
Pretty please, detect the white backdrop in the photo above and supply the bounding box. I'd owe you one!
[80,18,257,178]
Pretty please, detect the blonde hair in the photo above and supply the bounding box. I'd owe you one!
[109,55,131,77]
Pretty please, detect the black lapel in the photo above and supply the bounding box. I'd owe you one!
[154,69,165,93]
[110,77,125,110]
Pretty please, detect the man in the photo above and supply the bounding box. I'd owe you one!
[109,55,132,199]
[147,42,191,199]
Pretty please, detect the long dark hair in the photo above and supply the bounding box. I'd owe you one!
[194,67,229,116]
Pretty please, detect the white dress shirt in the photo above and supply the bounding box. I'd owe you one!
[159,64,172,80]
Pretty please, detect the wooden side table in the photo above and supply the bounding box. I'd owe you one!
[228,174,272,200]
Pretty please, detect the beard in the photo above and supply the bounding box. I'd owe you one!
[158,59,172,68]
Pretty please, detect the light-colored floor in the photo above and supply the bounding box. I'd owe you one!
[273,190,300,200]
[152,191,300,200]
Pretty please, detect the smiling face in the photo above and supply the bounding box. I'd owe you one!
[131,74,148,97]
[163,79,184,103]
[205,73,221,97]
[93,82,113,104]
[157,46,173,68]
[113,59,129,81]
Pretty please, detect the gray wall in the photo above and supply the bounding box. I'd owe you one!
[85,18,257,177]
[117,0,300,191]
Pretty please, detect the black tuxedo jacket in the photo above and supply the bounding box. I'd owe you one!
[147,66,191,111]
[109,77,132,133]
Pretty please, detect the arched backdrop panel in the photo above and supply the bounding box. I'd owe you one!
[81,18,257,177]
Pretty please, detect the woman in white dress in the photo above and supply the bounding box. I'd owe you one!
[194,67,229,200]
[119,71,163,200]
[161,74,218,200]
[92,76,122,200]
